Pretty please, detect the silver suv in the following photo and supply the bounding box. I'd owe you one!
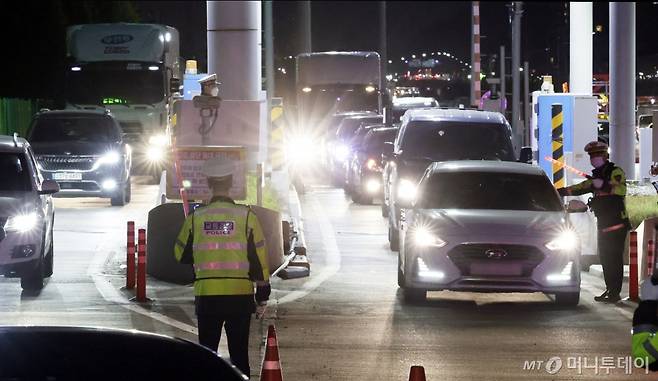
[0,134,59,290]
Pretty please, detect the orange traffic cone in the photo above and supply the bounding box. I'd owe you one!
[408,365,426,381]
[260,325,283,381]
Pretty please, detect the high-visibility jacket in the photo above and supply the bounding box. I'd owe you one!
[632,300,658,371]
[561,161,629,231]
[174,198,269,297]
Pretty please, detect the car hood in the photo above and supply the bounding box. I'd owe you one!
[0,195,37,219]
[31,141,117,156]
[417,209,568,237]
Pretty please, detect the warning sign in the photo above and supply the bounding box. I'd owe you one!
[167,145,246,201]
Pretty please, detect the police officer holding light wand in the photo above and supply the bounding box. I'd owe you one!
[556,141,630,304]
[174,156,270,378]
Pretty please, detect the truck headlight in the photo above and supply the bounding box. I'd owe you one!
[397,179,417,201]
[545,230,579,252]
[148,134,168,147]
[286,134,316,165]
[147,146,165,162]
[5,212,38,233]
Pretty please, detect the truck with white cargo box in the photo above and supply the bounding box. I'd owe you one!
[65,23,181,180]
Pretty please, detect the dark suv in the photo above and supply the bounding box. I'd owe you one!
[28,110,132,206]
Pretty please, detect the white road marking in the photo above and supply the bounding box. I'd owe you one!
[277,193,341,304]
[88,234,198,335]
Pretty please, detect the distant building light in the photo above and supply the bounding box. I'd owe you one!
[302,87,312,93]
[388,60,393,64]
[411,54,416,59]
[595,25,604,33]
[422,53,427,57]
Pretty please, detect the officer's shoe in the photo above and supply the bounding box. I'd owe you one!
[602,293,621,304]
[594,290,609,302]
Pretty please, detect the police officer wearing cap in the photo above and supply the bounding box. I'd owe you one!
[174,156,270,378]
[557,140,630,303]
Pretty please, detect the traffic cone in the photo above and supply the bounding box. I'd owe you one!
[408,365,426,381]
[260,325,283,381]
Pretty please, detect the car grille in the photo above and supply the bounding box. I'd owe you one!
[37,156,97,171]
[447,243,544,277]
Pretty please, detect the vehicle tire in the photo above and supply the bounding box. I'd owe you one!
[397,256,406,288]
[555,292,580,307]
[21,257,44,291]
[403,288,426,304]
[389,225,400,252]
[44,229,54,278]
[381,203,389,218]
[110,179,130,206]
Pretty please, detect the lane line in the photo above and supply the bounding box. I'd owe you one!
[277,192,341,304]
[88,233,198,335]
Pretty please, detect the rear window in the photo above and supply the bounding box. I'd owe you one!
[337,116,383,140]
[418,171,563,212]
[400,121,515,161]
[0,152,32,191]
[29,116,119,143]
[364,129,397,152]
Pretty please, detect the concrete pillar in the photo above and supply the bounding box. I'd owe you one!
[569,2,593,95]
[300,1,312,53]
[207,1,261,101]
[511,2,523,150]
[609,2,635,179]
[470,1,481,107]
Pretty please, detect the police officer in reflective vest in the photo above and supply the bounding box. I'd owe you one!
[632,278,658,371]
[557,141,630,303]
[174,157,270,378]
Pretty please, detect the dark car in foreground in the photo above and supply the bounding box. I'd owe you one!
[28,110,132,206]
[0,326,247,380]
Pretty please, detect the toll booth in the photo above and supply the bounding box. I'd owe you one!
[531,93,599,266]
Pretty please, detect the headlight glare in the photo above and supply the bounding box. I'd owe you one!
[397,179,417,201]
[545,230,579,251]
[148,134,168,147]
[413,227,447,248]
[5,212,38,233]
[96,151,121,167]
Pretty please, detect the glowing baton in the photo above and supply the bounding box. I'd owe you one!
[543,156,591,179]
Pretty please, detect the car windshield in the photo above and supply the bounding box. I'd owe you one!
[29,117,119,143]
[419,171,563,211]
[0,153,32,191]
[337,117,383,140]
[400,121,515,161]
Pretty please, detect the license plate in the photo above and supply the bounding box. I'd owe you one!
[470,262,522,276]
[53,172,82,181]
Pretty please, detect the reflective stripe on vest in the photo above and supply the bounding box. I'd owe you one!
[196,207,248,218]
[194,242,247,251]
[601,223,626,233]
[195,261,250,271]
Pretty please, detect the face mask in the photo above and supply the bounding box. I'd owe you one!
[590,156,606,168]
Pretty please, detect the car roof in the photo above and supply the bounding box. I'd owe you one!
[343,114,383,121]
[393,97,437,107]
[0,135,28,153]
[36,109,114,118]
[428,161,546,176]
[333,111,376,117]
[404,108,507,124]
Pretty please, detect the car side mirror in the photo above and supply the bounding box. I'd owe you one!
[566,199,588,213]
[39,179,60,195]
[170,78,182,94]
[519,146,533,164]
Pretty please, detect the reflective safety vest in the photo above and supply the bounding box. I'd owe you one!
[632,323,658,366]
[174,200,269,297]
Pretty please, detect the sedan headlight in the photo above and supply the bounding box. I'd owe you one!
[397,179,417,201]
[148,134,169,147]
[5,212,38,233]
[334,144,350,162]
[545,229,579,251]
[413,227,447,248]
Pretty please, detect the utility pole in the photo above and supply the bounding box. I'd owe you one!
[470,1,481,107]
[500,45,506,114]
[511,1,523,150]
[379,1,387,113]
[609,2,636,179]
[300,1,312,53]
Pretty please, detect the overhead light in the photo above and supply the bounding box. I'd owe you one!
[165,32,172,42]
[71,66,81,72]
[148,66,159,71]
[365,85,376,93]
[302,87,312,93]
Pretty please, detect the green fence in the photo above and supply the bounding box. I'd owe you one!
[0,98,38,138]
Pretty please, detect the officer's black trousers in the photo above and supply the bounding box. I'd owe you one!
[197,314,252,377]
[598,228,628,296]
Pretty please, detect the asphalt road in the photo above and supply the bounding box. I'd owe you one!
[0,177,650,380]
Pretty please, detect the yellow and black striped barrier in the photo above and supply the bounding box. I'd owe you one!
[269,100,285,171]
[551,104,565,188]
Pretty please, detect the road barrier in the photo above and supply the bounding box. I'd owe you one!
[126,221,136,289]
[629,231,639,301]
[648,240,655,278]
[408,365,427,381]
[136,229,148,303]
[260,325,283,381]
